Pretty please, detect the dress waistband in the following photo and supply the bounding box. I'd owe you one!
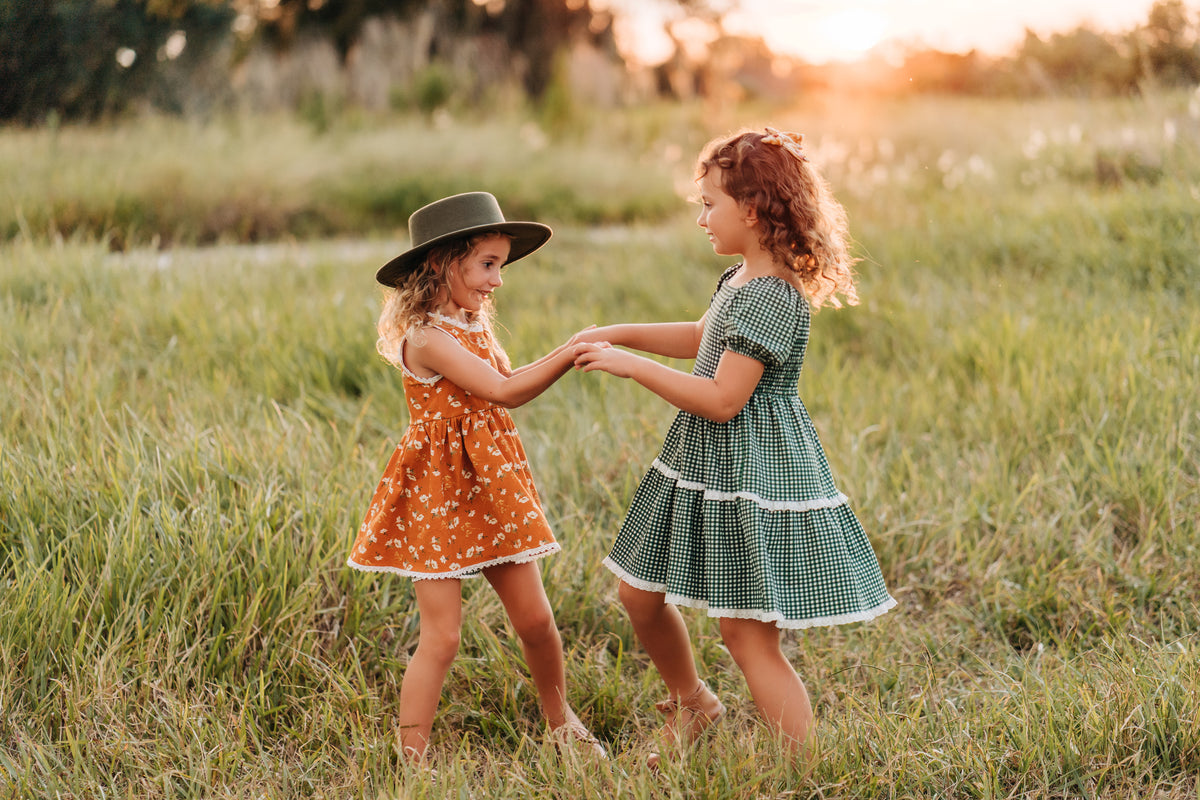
[409,406,505,425]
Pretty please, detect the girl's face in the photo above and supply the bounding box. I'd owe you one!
[696,169,756,257]
[443,234,511,315]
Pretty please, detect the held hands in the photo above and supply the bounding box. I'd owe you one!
[568,325,639,378]
[567,325,607,346]
[573,341,637,378]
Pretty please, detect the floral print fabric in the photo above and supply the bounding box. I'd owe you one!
[348,315,559,579]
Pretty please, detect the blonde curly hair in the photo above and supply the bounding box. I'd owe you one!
[697,129,859,309]
[375,231,512,371]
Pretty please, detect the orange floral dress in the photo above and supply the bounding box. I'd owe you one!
[347,314,560,579]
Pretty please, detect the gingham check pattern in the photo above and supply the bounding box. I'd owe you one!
[604,268,896,628]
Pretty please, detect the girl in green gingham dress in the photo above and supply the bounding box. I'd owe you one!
[574,127,895,762]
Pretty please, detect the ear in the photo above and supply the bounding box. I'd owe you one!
[742,204,758,227]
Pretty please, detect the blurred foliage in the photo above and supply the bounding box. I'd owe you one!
[1,0,1199,124]
[1145,0,1200,84]
[412,64,455,118]
[871,0,1200,97]
[0,0,234,122]
[0,0,617,123]
[252,0,611,97]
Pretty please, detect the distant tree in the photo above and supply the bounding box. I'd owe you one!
[1010,26,1137,95]
[0,0,625,121]
[897,49,992,95]
[250,0,616,99]
[1137,0,1200,85]
[249,0,420,57]
[0,0,234,122]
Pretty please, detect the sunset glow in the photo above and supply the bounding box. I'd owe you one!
[818,8,889,59]
[607,0,1162,65]
[730,5,891,62]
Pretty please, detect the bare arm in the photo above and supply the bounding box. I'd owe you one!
[408,330,579,409]
[571,317,706,361]
[507,341,570,378]
[575,344,763,423]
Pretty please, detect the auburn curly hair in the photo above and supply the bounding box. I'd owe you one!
[697,129,859,309]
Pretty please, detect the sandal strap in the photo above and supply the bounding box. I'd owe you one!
[551,720,609,759]
[654,697,680,714]
[655,680,717,717]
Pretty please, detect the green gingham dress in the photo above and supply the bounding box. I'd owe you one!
[603,266,897,629]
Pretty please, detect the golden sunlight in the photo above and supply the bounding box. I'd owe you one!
[608,0,1160,67]
[727,2,892,64]
[818,7,889,59]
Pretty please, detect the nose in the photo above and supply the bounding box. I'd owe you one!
[491,270,504,288]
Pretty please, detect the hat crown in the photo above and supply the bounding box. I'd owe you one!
[375,191,551,287]
[409,192,508,249]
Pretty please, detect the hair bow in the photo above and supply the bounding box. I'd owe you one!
[761,127,807,162]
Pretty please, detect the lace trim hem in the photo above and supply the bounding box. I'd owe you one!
[650,458,849,513]
[348,542,560,580]
[603,558,897,630]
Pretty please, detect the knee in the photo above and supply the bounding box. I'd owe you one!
[512,605,559,648]
[418,626,462,669]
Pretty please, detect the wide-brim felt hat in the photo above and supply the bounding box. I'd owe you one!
[376,191,553,287]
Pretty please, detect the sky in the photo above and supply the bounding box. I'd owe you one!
[605,0,1165,65]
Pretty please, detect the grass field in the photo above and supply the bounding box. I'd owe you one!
[2,91,1199,798]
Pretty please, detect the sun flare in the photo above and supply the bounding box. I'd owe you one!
[819,7,889,59]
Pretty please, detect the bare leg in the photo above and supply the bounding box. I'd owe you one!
[485,561,606,758]
[484,560,577,728]
[719,617,814,750]
[618,581,701,698]
[396,578,463,761]
[619,581,724,766]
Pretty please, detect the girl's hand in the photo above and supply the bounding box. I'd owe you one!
[574,342,636,377]
[568,325,606,346]
[569,340,603,361]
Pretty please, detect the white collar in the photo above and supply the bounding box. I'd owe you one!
[430,312,484,332]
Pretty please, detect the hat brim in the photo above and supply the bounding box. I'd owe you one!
[376,222,552,287]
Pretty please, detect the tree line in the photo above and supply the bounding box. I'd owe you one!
[2,0,1198,125]
[1,0,629,122]
[879,0,1200,96]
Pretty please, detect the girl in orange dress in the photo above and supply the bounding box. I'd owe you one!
[347,192,603,762]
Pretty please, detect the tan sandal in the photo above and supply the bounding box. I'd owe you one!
[550,719,609,761]
[399,744,439,778]
[647,680,725,769]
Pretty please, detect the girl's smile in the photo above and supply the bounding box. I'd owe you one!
[444,234,511,316]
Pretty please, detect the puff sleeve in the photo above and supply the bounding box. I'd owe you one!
[720,279,806,367]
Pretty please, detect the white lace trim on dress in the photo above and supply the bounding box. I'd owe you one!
[398,338,441,385]
[347,541,561,581]
[651,458,849,512]
[603,558,897,630]
[431,312,484,332]
[397,315,485,385]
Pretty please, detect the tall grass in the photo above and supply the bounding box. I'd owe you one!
[2,92,1198,798]
[0,108,697,247]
